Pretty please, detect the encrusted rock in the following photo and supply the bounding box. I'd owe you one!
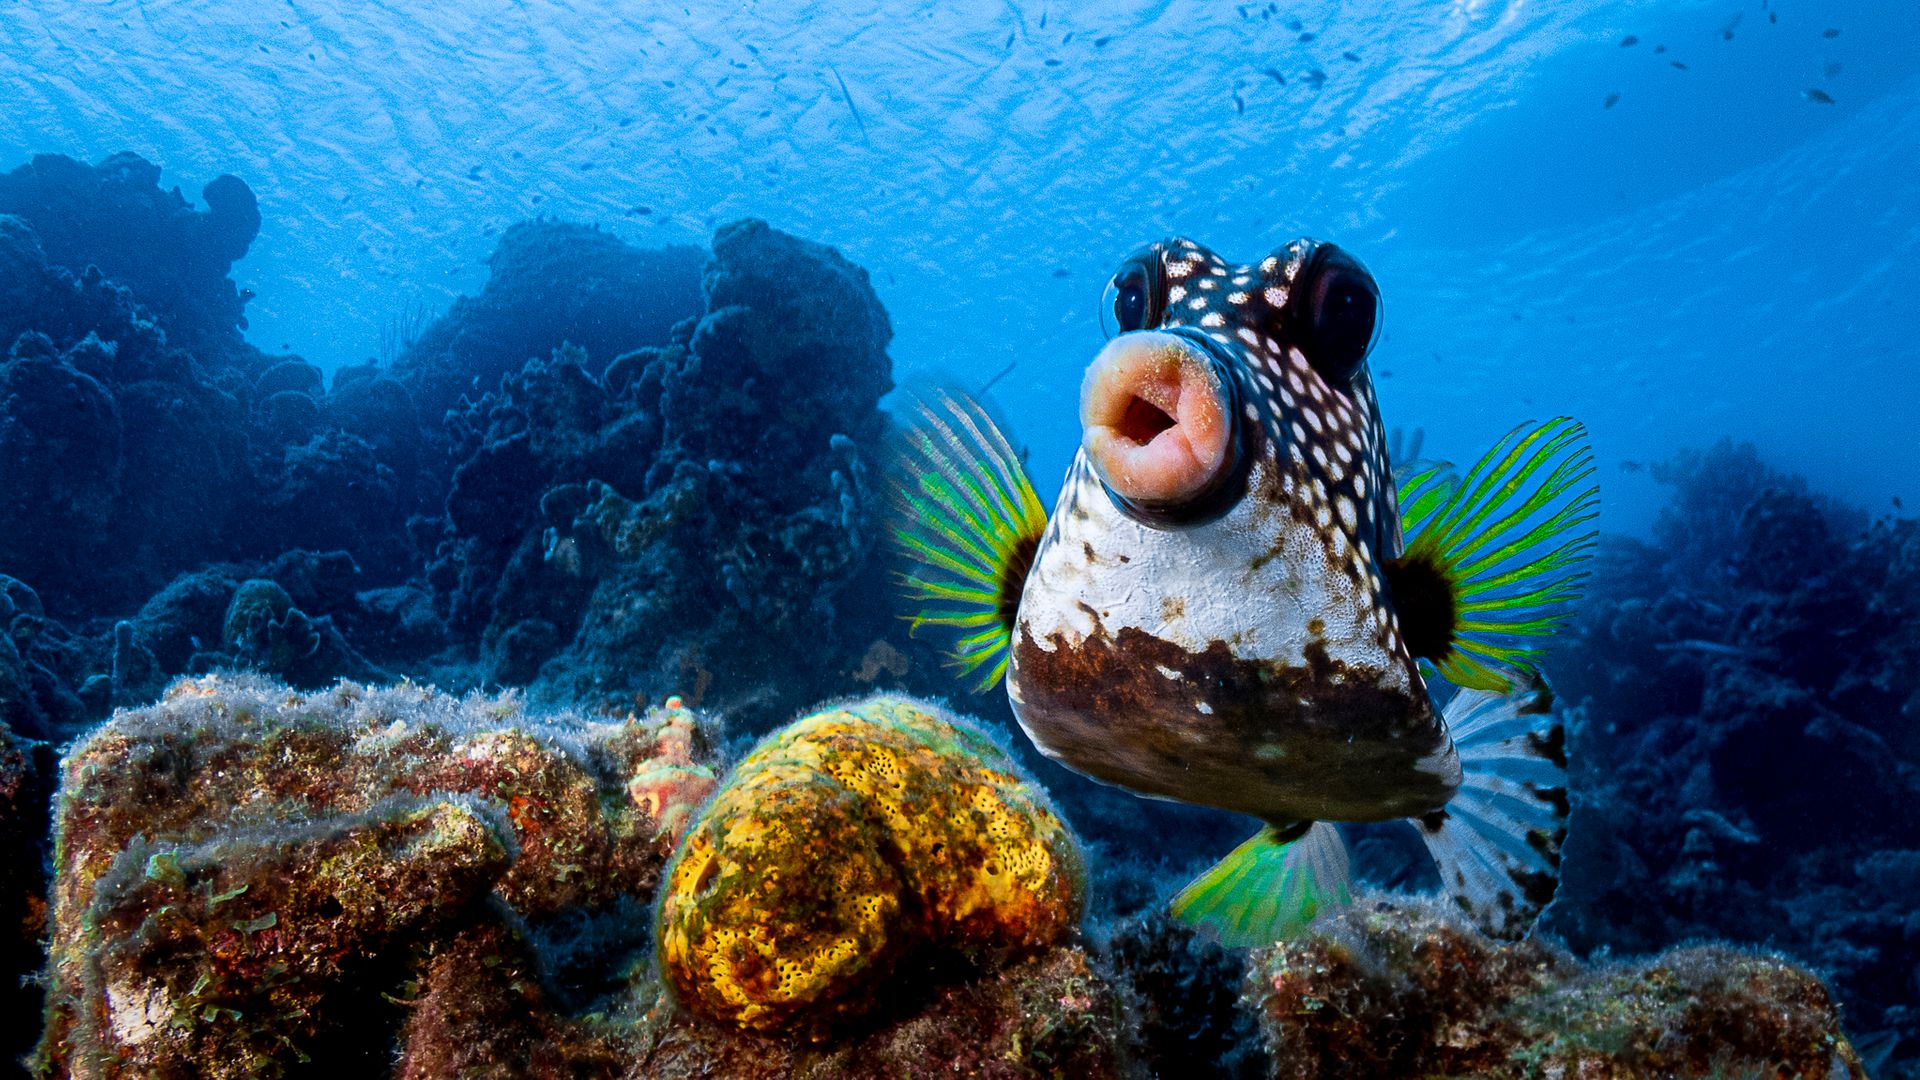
[1248,896,1868,1079]
[35,674,718,1077]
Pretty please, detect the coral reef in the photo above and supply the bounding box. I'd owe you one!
[419,218,902,726]
[0,152,258,354]
[0,150,915,749]
[0,153,424,617]
[1546,440,1920,1074]
[392,220,705,421]
[35,675,717,1077]
[655,694,1085,1038]
[6,147,1894,1077]
[1248,896,1867,1078]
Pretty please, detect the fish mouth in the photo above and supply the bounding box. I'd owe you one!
[1080,331,1234,510]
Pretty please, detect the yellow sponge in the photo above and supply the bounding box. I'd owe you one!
[654,694,1084,1037]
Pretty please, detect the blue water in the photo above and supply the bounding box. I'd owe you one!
[3,0,1915,534]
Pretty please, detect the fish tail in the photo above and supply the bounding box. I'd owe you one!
[883,386,1047,691]
[1415,680,1569,939]
[1387,417,1599,692]
[1169,821,1352,947]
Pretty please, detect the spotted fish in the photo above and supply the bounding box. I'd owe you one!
[887,237,1595,945]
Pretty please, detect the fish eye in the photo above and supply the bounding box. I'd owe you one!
[1293,244,1380,384]
[1099,253,1161,339]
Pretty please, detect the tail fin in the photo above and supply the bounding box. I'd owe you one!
[1388,417,1599,692]
[1169,821,1352,948]
[883,387,1048,691]
[1416,683,1569,939]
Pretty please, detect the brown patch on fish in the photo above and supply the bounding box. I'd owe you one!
[1011,623,1456,823]
[1161,596,1186,620]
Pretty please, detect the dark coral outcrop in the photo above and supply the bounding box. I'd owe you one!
[0,154,422,618]
[393,219,705,422]
[0,152,259,354]
[419,218,900,727]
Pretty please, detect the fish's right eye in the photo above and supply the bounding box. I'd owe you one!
[1100,254,1161,339]
[1114,268,1149,331]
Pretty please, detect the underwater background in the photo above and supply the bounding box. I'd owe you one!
[0,0,1916,1076]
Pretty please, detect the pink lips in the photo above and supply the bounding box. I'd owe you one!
[1079,332,1233,508]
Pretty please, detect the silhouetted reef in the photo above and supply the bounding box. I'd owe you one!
[1547,440,1919,1076]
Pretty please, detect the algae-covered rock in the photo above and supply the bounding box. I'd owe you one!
[1247,896,1868,1079]
[35,674,719,1078]
[655,693,1085,1038]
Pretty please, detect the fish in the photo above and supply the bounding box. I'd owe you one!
[826,64,870,144]
[1804,88,1836,105]
[886,237,1596,947]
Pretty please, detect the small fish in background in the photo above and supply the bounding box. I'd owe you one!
[1825,61,1843,78]
[1804,88,1836,105]
[1823,27,1842,38]
[1672,61,1689,71]
[1263,67,1286,86]
[1720,12,1743,41]
[888,237,1595,947]
[1233,91,1246,114]
[1299,31,1317,42]
[1620,35,1638,47]
[1303,68,1327,89]
[1604,92,1621,109]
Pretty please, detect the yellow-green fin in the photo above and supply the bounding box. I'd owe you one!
[883,387,1047,692]
[1169,821,1352,947]
[1388,417,1599,692]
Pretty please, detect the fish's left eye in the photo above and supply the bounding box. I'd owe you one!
[1294,245,1381,383]
[1100,253,1162,338]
